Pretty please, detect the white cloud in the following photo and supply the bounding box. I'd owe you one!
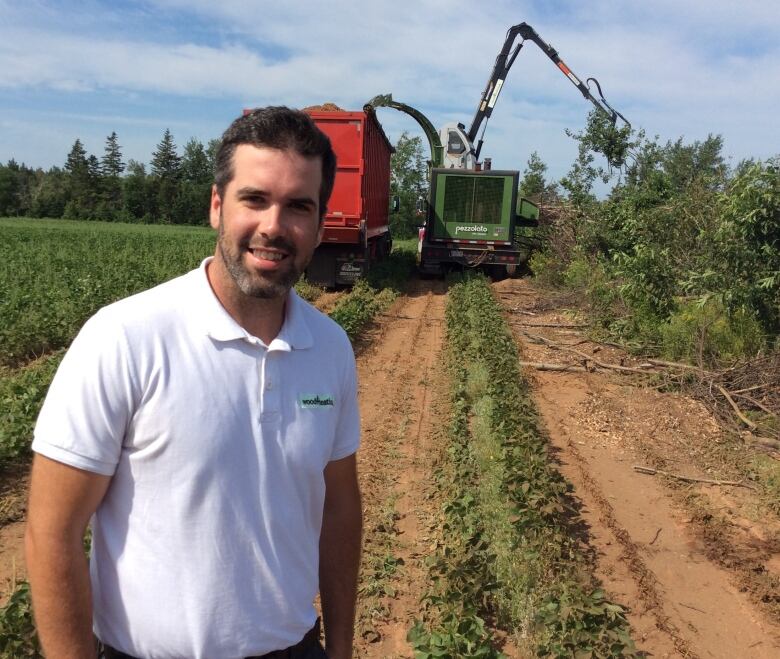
[0,0,778,176]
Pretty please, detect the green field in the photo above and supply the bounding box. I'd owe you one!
[0,218,216,368]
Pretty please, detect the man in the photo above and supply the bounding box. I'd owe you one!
[25,107,362,659]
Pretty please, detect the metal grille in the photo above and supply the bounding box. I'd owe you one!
[442,177,473,223]
[441,176,505,225]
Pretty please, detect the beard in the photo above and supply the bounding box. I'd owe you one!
[217,212,304,300]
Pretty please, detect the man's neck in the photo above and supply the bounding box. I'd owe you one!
[206,258,287,345]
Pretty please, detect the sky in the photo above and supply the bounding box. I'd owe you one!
[1,0,778,187]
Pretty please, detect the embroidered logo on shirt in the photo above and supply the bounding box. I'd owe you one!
[299,394,335,409]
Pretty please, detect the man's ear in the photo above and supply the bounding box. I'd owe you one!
[209,185,222,230]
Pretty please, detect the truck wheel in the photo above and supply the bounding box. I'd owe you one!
[506,263,518,278]
[486,264,507,281]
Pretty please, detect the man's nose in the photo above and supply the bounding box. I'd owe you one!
[258,204,285,237]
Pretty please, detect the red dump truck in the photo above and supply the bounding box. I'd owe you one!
[304,106,394,287]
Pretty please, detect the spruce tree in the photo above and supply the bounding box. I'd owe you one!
[101,132,125,219]
[151,129,181,222]
[65,139,88,178]
[151,129,181,179]
[101,131,125,178]
[64,139,92,219]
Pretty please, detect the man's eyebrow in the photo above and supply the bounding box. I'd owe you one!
[235,186,267,197]
[234,187,316,207]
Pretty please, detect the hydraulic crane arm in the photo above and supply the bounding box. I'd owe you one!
[366,95,444,168]
[468,22,630,161]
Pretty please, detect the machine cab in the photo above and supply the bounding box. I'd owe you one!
[439,122,476,170]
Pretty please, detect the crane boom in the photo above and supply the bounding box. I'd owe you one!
[468,22,630,161]
[366,95,444,168]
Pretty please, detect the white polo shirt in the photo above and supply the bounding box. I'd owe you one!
[32,258,360,659]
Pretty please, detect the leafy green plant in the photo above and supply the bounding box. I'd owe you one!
[660,299,766,366]
[293,276,324,303]
[536,587,634,658]
[714,157,780,335]
[0,218,214,368]
[0,582,40,658]
[412,274,637,657]
[0,353,63,464]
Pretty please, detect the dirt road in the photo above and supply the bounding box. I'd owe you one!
[353,277,780,658]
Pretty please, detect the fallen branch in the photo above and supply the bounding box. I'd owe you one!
[731,392,777,419]
[518,361,588,372]
[647,358,713,375]
[522,331,657,375]
[649,528,662,545]
[730,384,770,395]
[633,465,758,491]
[743,435,780,452]
[715,384,758,430]
[513,321,589,328]
[678,602,707,615]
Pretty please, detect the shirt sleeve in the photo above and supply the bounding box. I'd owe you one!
[330,342,360,461]
[32,309,138,476]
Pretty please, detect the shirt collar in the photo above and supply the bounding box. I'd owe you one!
[194,257,313,351]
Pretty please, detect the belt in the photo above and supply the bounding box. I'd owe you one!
[100,618,322,659]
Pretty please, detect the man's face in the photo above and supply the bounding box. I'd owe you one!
[210,144,323,300]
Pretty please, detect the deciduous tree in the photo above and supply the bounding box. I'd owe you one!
[390,132,427,238]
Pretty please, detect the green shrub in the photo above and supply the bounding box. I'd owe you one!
[561,254,592,290]
[529,250,565,288]
[714,157,780,336]
[293,277,324,303]
[660,299,766,366]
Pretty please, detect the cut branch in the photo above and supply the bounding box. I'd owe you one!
[512,320,589,328]
[633,465,758,491]
[518,361,588,372]
[521,331,656,374]
[715,384,758,430]
[731,393,777,418]
[647,358,713,375]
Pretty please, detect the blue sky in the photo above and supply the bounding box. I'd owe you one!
[1,0,778,187]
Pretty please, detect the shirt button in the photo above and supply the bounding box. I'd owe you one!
[266,380,273,390]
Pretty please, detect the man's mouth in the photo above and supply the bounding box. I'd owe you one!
[251,248,287,262]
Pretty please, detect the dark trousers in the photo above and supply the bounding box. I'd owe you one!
[99,618,326,659]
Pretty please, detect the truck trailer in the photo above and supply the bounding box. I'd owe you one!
[304,106,394,287]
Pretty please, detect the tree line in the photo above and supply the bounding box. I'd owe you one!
[0,131,218,225]
[1,129,431,233]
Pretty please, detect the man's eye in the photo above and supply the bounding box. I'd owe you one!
[290,202,314,213]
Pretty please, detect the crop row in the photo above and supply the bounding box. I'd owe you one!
[409,274,636,657]
[0,218,216,368]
